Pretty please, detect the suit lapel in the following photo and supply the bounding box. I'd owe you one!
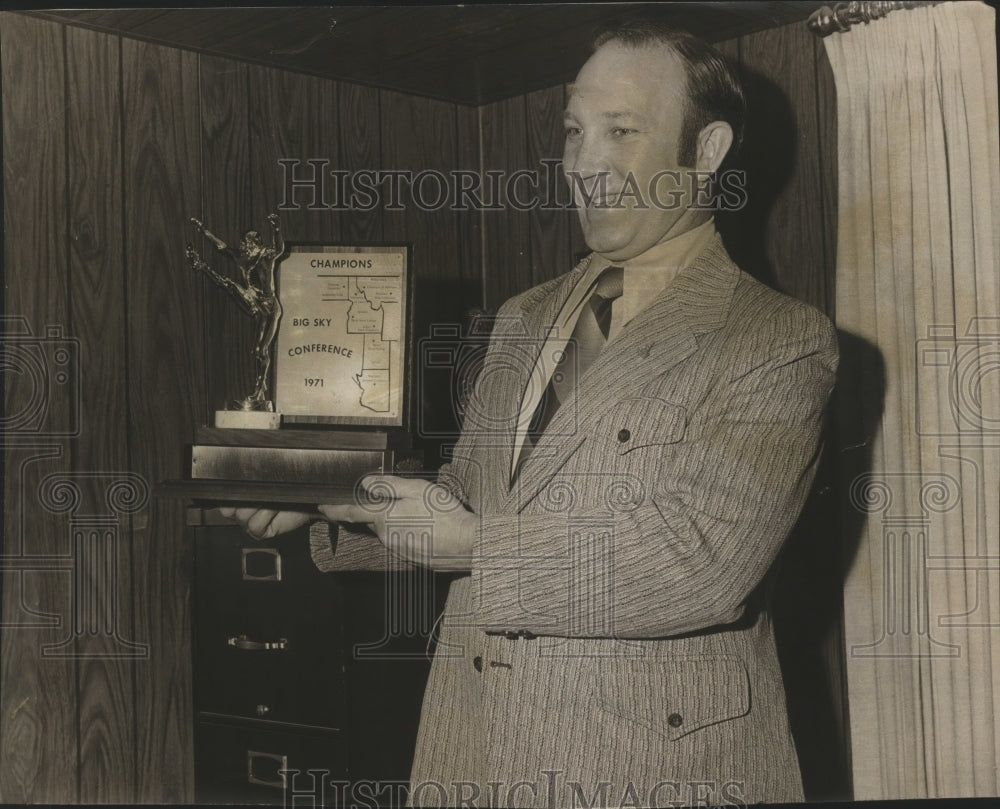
[496,259,592,475]
[467,260,590,512]
[501,235,740,513]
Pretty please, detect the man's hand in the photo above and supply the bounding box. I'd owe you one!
[320,475,476,571]
[216,507,314,540]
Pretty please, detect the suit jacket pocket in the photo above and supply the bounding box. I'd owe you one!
[595,397,687,455]
[597,655,750,741]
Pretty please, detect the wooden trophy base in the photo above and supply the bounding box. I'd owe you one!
[157,426,421,507]
[213,409,281,430]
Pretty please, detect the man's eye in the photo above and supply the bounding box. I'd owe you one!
[564,127,583,138]
[612,127,637,137]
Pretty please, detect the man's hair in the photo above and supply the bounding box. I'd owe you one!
[592,19,746,167]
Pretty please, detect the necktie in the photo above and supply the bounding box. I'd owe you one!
[529,265,624,443]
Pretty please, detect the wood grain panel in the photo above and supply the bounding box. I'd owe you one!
[379,89,465,446]
[736,22,827,309]
[337,81,382,243]
[214,10,389,66]
[121,37,202,802]
[31,5,829,105]
[455,103,484,311]
[198,55,256,415]
[480,95,530,309]
[45,9,170,35]
[713,31,743,285]
[208,10,340,57]
[713,35,739,61]
[186,9,285,54]
[65,25,137,804]
[379,89,462,288]
[0,13,77,804]
[46,9,269,53]
[525,84,572,287]
[248,64,341,243]
[380,87,468,343]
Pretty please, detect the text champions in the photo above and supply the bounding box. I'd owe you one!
[309,257,373,269]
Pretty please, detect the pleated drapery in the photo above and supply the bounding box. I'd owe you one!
[824,1,1000,798]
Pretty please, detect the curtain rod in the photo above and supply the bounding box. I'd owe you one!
[807,1,941,36]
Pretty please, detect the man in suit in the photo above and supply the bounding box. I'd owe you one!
[226,20,837,808]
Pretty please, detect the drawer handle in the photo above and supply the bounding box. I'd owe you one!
[242,547,282,581]
[247,750,287,789]
[227,634,287,651]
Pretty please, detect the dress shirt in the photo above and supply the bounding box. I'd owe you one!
[509,218,718,482]
[604,218,717,340]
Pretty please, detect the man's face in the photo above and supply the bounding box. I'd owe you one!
[563,42,700,262]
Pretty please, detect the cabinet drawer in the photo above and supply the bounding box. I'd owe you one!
[194,715,347,805]
[193,525,345,728]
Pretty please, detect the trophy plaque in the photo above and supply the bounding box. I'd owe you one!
[161,235,419,507]
[274,244,409,427]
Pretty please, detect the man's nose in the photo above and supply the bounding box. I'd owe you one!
[565,131,610,175]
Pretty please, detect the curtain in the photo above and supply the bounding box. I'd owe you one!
[824,1,1000,799]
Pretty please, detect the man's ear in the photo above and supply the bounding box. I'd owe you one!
[695,121,734,174]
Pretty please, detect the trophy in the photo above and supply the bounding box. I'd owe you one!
[161,234,421,505]
[185,213,284,428]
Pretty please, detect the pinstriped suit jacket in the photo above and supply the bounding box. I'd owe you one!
[399,234,838,807]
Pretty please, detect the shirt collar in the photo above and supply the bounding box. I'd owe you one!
[585,219,717,338]
[624,218,716,274]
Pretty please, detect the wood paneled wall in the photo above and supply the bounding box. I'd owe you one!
[0,12,480,803]
[0,11,846,804]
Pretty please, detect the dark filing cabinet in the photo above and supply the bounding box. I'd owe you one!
[190,512,436,806]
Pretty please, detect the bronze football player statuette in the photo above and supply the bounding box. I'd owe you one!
[185,213,284,412]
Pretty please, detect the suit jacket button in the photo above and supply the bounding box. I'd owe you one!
[667,713,683,728]
[617,428,631,442]
[520,630,537,640]
[501,630,519,640]
[473,656,483,672]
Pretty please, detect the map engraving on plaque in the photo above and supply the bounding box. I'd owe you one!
[275,246,408,425]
